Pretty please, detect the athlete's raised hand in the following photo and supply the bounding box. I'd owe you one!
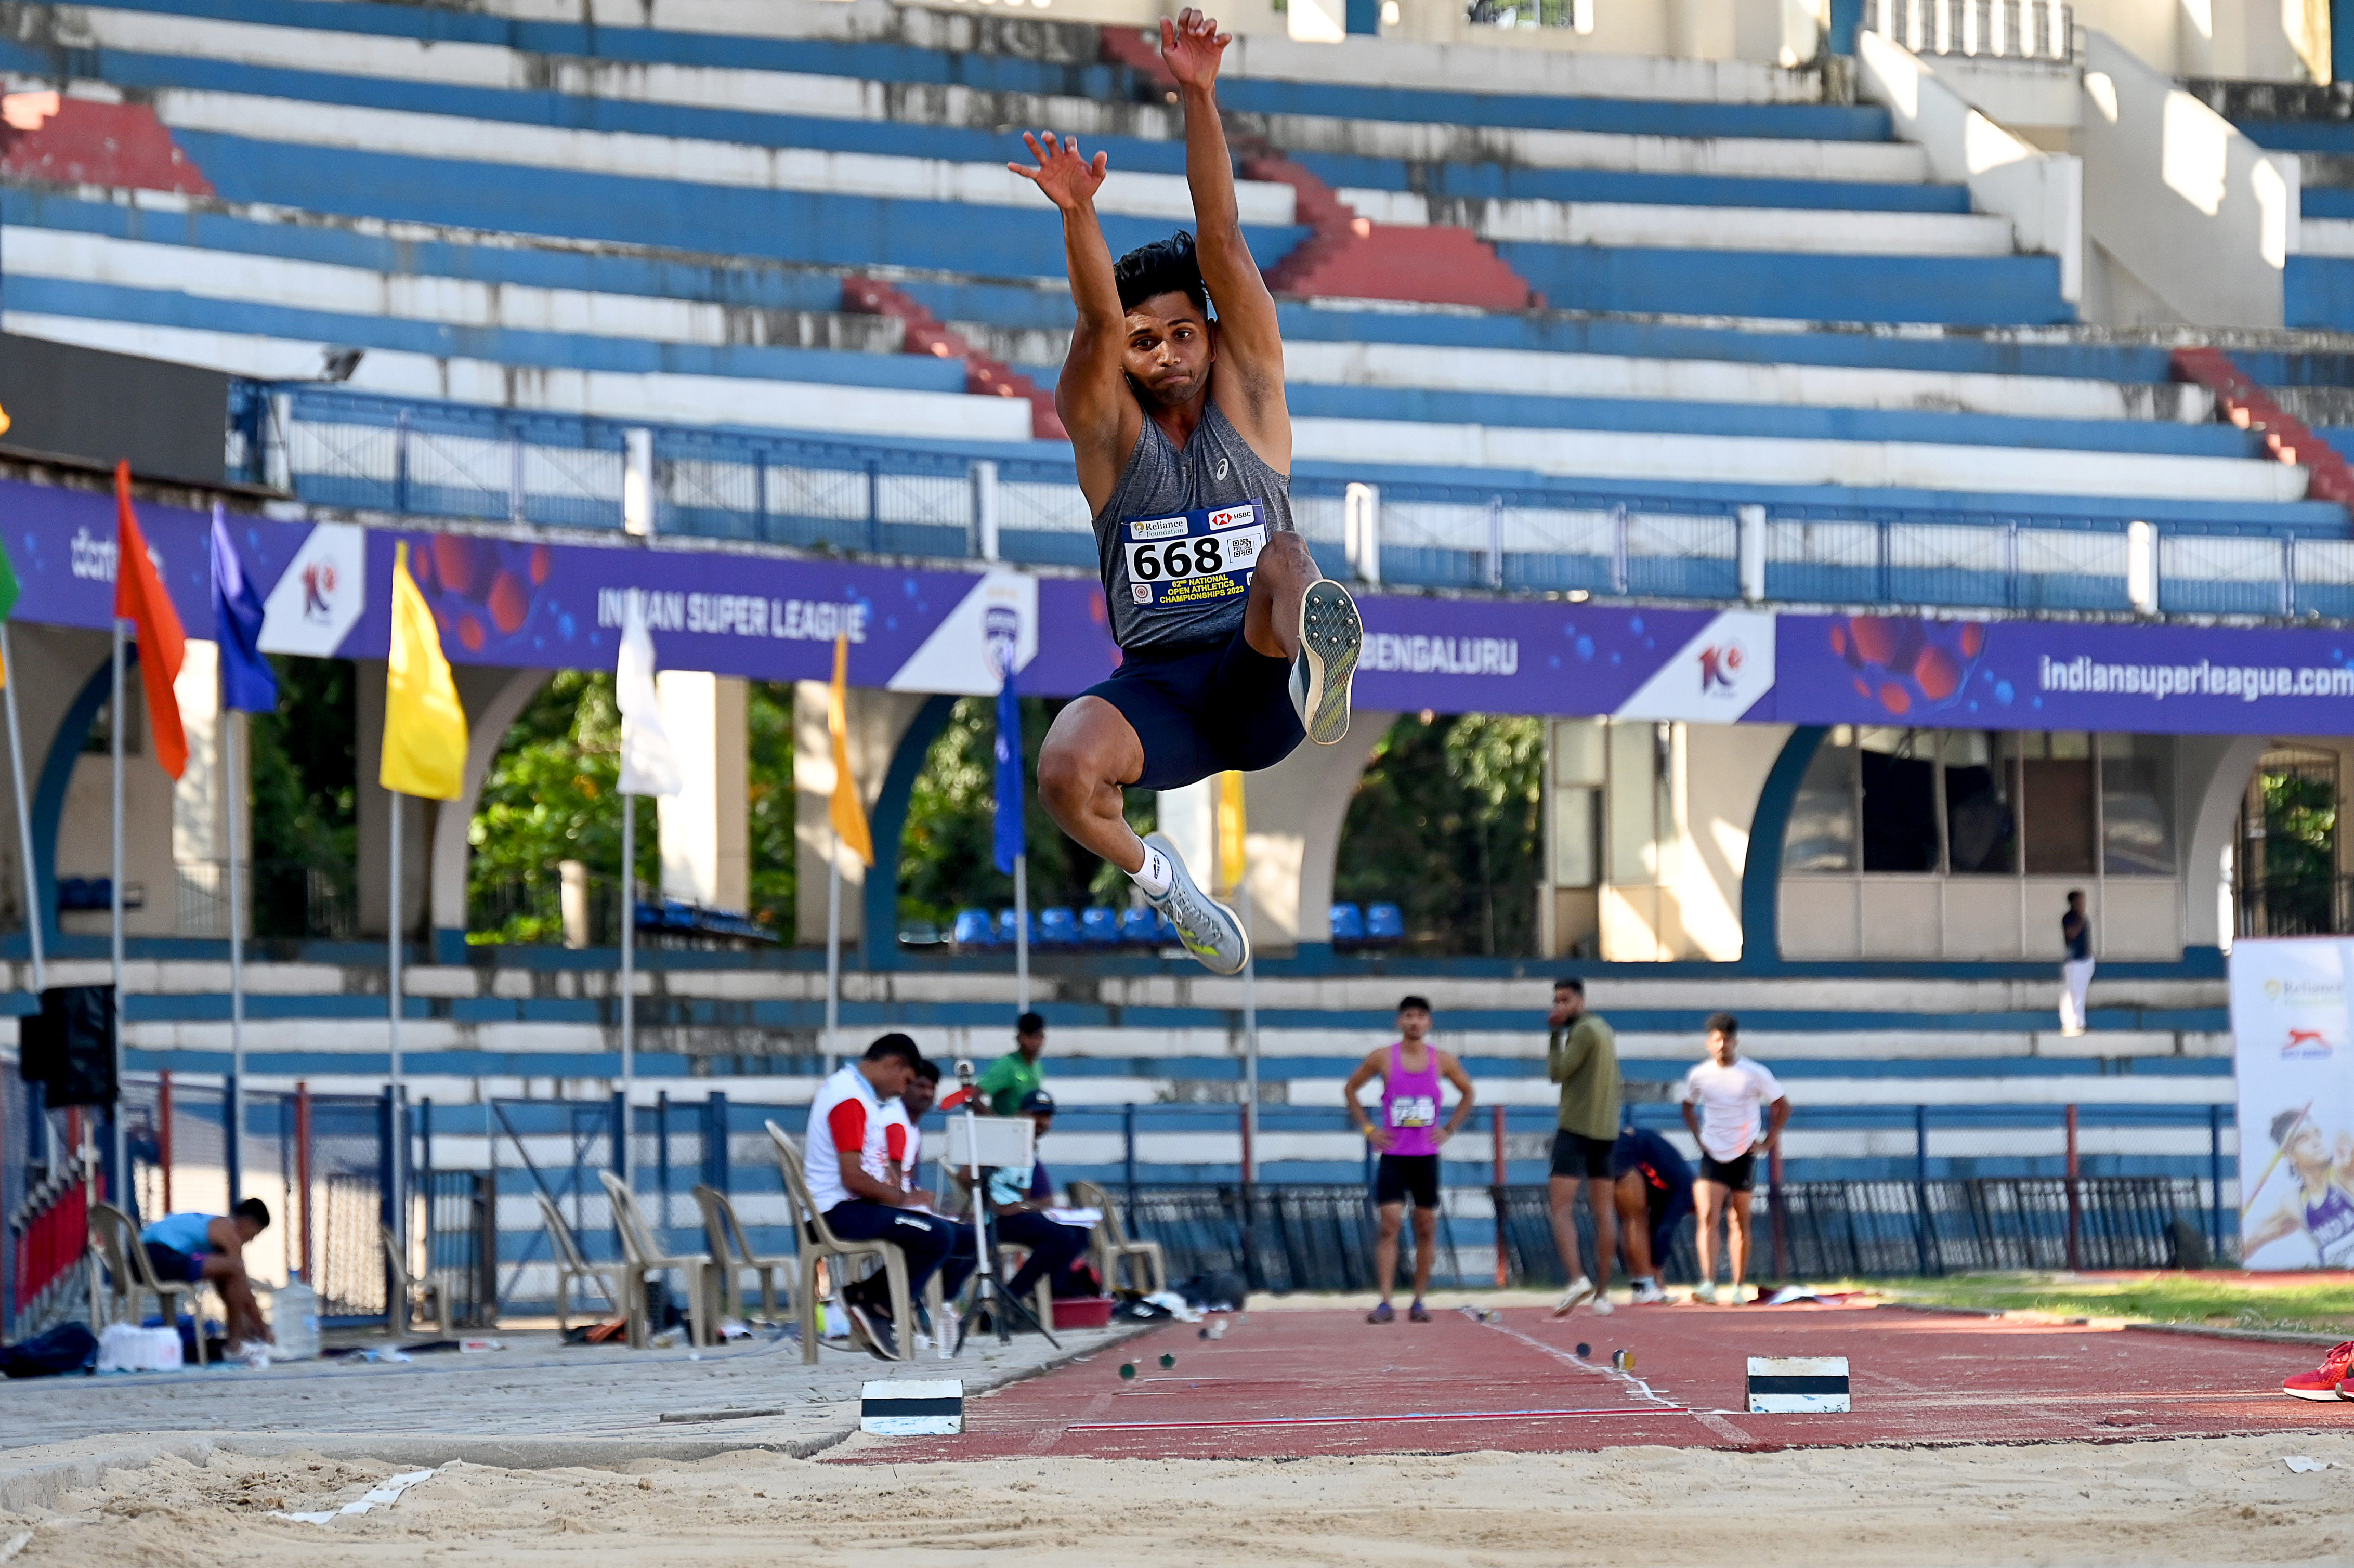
[1161,8,1231,92]
[1009,131,1107,213]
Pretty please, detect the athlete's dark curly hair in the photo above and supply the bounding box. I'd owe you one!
[1115,230,1209,316]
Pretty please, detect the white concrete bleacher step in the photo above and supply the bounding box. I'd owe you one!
[126,85,1300,225]
[58,3,1928,184]
[1340,189,2017,257]
[4,227,906,353]
[5,310,1036,439]
[1287,416,2304,503]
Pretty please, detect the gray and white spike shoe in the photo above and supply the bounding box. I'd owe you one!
[1289,578,1362,747]
[1143,831,1250,976]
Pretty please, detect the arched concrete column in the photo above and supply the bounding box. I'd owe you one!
[1244,710,1398,955]
[862,694,957,968]
[427,664,554,957]
[1741,725,1826,966]
[794,683,938,947]
[2179,732,2271,953]
[655,672,748,910]
[19,629,115,949]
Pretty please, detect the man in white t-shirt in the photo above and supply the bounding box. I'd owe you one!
[805,1035,975,1356]
[881,1058,940,1195]
[1679,1012,1789,1305]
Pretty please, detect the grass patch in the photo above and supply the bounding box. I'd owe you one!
[1860,1273,2354,1336]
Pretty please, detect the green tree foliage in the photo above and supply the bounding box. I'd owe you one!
[745,681,796,934]
[246,655,358,938]
[2254,761,2339,935]
[898,696,1153,926]
[463,672,795,944]
[1335,712,1545,956]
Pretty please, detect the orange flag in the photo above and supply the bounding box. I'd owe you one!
[112,460,188,779]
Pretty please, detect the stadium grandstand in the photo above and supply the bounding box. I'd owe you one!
[4,0,2352,1326]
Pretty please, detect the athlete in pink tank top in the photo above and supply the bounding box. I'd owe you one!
[1343,996,1477,1324]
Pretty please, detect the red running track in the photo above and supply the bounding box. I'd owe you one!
[839,1303,2354,1462]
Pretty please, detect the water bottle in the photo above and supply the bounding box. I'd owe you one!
[272,1280,321,1361]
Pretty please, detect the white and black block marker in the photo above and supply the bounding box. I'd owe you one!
[1745,1356,1850,1414]
[860,1380,964,1436]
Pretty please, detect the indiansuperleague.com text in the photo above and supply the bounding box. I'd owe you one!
[2039,655,2354,702]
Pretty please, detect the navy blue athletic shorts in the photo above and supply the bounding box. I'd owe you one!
[1084,621,1304,791]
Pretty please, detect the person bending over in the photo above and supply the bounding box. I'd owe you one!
[1011,7,1363,978]
[805,1034,977,1358]
[1610,1123,1693,1305]
[139,1197,276,1347]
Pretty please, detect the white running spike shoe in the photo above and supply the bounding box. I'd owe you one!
[1143,831,1250,976]
[1289,579,1362,748]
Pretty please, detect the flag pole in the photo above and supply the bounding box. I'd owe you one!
[1243,875,1258,1185]
[1014,854,1029,1014]
[109,617,127,1198]
[619,791,634,1186]
[225,706,245,1204]
[824,825,841,1075]
[387,790,406,1254]
[1,623,44,992]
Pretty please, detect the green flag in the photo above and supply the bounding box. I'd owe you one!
[0,534,15,621]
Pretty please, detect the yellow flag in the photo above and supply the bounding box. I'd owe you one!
[380,541,469,800]
[827,633,873,867]
[1214,770,1247,898]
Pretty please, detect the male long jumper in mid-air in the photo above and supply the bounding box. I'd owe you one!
[1010,6,1363,976]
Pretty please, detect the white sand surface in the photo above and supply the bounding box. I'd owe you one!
[6,1430,2353,1566]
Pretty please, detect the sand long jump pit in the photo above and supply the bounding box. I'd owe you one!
[6,1304,2353,1565]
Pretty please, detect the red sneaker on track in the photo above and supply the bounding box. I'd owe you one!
[2283,1341,2354,1401]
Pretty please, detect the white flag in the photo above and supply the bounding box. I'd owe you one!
[616,591,682,798]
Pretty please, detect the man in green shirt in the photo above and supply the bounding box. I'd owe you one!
[1546,977,1620,1317]
[975,1011,1049,1115]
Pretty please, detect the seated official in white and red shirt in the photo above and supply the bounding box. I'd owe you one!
[880,1057,940,1196]
[805,1035,977,1357]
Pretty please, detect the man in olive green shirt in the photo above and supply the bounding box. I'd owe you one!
[975,1011,1049,1115]
[1546,977,1620,1316]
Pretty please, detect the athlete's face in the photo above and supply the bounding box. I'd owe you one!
[1398,1006,1431,1044]
[1706,1030,1739,1067]
[1123,292,1214,408]
[2289,1123,2327,1174]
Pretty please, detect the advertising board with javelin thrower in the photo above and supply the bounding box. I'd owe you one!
[2228,938,2354,1269]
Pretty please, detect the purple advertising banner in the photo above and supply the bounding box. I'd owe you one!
[4,479,1712,712]
[1771,613,2354,734]
[22,479,2351,734]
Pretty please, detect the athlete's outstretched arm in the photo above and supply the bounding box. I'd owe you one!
[1161,8,1289,468]
[1011,131,1138,509]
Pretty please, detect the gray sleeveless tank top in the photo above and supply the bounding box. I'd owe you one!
[1091,401,1294,654]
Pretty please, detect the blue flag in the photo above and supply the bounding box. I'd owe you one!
[209,505,278,714]
[992,660,1024,876]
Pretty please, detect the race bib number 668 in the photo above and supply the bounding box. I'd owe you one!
[1122,501,1267,611]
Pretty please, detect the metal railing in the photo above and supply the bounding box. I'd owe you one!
[2236,871,2354,937]
[243,384,2349,622]
[1867,0,2075,59]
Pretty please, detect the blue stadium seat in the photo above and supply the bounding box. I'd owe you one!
[995,908,1039,948]
[1366,904,1405,943]
[951,907,995,948]
[1037,907,1078,946]
[1329,903,1365,943]
[1079,907,1119,945]
[1118,907,1161,946]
